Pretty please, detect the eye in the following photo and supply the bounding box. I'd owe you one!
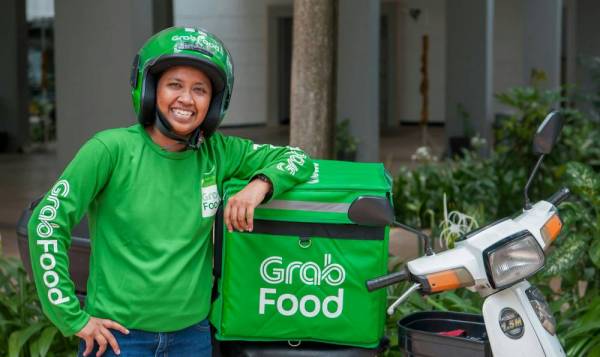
[168,82,182,89]
[194,86,208,95]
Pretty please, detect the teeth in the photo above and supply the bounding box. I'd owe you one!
[172,108,193,118]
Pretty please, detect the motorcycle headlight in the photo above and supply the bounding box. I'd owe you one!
[484,231,545,289]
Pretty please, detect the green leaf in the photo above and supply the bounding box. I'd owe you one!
[565,162,599,203]
[424,296,449,311]
[567,337,592,357]
[8,323,45,357]
[562,320,600,339]
[34,326,58,357]
[588,341,600,357]
[544,235,588,276]
[0,293,20,315]
[438,291,481,314]
[29,338,41,357]
[590,240,600,269]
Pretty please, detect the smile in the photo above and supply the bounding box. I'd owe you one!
[171,108,195,119]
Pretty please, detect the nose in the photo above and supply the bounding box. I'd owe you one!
[177,89,194,105]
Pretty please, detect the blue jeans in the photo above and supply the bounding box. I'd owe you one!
[77,319,212,357]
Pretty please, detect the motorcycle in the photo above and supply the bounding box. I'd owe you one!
[360,110,568,356]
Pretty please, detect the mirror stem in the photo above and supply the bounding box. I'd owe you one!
[524,154,545,210]
[393,221,434,256]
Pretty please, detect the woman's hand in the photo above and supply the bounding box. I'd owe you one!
[224,178,272,232]
[76,317,129,356]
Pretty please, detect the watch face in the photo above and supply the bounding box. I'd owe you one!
[499,308,525,339]
[526,286,556,335]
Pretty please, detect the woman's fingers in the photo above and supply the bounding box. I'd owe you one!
[229,204,240,231]
[226,189,264,232]
[83,337,94,357]
[246,205,255,232]
[224,202,233,232]
[94,333,108,357]
[100,326,120,355]
[227,200,251,232]
[104,319,129,335]
[78,317,129,356]
[236,204,248,231]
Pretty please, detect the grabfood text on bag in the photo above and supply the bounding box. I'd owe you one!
[258,254,345,318]
[35,179,71,305]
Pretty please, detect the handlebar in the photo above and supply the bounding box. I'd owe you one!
[366,269,409,292]
[547,187,570,206]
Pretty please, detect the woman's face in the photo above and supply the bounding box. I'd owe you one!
[156,65,213,137]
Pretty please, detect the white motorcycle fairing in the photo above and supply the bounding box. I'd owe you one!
[483,280,565,357]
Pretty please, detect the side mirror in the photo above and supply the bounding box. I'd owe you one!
[524,111,564,210]
[533,111,563,155]
[348,196,394,226]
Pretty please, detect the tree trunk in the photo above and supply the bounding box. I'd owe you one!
[289,0,336,159]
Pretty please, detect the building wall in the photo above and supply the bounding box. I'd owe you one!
[493,0,524,115]
[445,0,494,141]
[173,0,566,131]
[54,0,154,168]
[174,0,421,128]
[575,0,600,113]
[337,0,381,161]
[522,0,562,92]
[396,0,446,124]
[174,0,292,126]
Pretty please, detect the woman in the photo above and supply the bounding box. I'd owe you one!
[28,27,314,356]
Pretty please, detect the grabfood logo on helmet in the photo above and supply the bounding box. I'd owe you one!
[171,29,223,56]
[258,254,346,319]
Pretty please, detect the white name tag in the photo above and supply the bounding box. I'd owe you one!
[201,184,220,217]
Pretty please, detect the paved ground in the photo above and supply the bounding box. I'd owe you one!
[0,124,444,259]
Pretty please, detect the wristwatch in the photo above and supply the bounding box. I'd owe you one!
[252,174,273,201]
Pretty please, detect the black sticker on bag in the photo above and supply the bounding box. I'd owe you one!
[499,308,524,339]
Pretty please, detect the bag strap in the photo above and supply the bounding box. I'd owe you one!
[213,205,224,279]
[211,205,224,302]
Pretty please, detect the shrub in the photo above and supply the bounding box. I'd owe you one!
[390,84,600,356]
[0,255,77,357]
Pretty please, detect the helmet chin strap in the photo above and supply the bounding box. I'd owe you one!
[154,110,204,150]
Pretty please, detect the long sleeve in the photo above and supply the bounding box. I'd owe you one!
[219,135,315,199]
[28,138,113,336]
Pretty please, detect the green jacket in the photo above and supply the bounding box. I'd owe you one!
[28,124,314,336]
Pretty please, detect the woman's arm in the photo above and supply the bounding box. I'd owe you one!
[27,138,118,341]
[218,134,315,232]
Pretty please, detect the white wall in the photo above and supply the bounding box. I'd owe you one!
[493,0,563,116]
[174,0,291,126]
[396,0,446,124]
[338,0,381,161]
[493,0,524,115]
[445,0,494,142]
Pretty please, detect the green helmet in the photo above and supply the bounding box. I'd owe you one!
[130,26,234,141]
